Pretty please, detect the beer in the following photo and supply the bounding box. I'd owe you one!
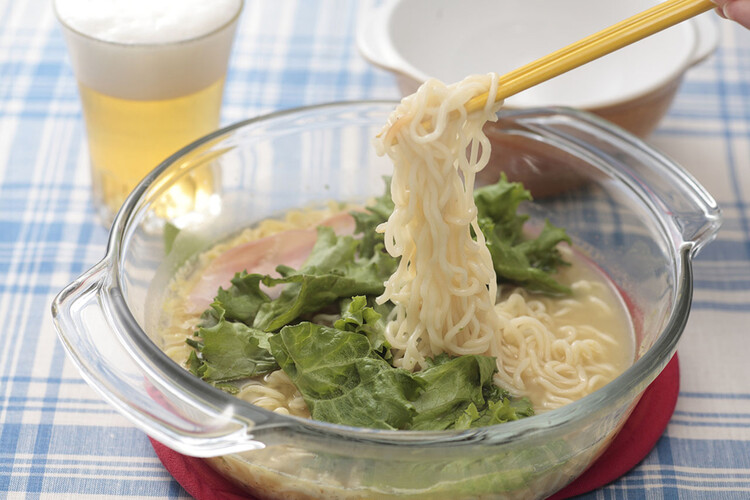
[79,78,224,221]
[54,0,243,224]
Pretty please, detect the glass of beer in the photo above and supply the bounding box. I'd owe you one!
[54,0,243,225]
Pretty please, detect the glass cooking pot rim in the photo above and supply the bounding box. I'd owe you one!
[106,101,701,446]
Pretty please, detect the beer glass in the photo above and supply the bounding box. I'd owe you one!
[54,0,243,225]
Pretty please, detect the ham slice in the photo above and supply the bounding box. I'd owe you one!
[186,212,356,314]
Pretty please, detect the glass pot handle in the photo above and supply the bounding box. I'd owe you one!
[610,130,722,255]
[520,109,722,254]
[52,260,285,457]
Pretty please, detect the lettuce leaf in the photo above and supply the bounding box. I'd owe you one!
[185,226,398,389]
[214,271,271,325]
[252,227,397,331]
[516,220,571,273]
[269,319,532,430]
[474,175,571,294]
[410,354,500,430]
[269,322,420,430]
[350,177,394,258]
[474,174,531,242]
[253,227,396,331]
[480,217,571,295]
[334,295,391,358]
[187,304,277,387]
[454,398,535,430]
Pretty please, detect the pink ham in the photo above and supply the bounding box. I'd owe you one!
[186,212,356,314]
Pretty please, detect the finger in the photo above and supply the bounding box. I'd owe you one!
[710,0,730,18]
[723,0,750,28]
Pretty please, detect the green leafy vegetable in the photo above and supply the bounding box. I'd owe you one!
[474,175,571,294]
[270,320,532,430]
[516,220,571,273]
[410,354,502,431]
[480,218,571,295]
[454,398,535,430]
[252,226,396,331]
[187,304,278,388]
[334,296,391,358]
[269,322,420,430]
[214,271,271,325]
[474,174,531,241]
[350,177,394,258]
[337,435,572,496]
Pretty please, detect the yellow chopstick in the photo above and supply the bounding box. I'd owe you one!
[464,0,715,114]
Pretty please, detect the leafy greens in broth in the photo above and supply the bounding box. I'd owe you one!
[185,176,572,430]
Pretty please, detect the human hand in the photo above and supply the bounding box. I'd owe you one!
[712,0,750,29]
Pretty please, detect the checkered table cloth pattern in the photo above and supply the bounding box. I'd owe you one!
[1,0,749,498]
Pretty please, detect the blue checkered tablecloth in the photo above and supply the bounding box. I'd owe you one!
[1,0,749,498]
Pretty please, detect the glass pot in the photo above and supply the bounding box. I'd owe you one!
[52,103,721,499]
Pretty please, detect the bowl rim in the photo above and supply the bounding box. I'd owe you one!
[107,101,694,447]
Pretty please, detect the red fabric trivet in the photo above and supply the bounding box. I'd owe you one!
[151,354,679,500]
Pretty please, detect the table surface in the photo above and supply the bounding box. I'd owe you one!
[2,1,750,498]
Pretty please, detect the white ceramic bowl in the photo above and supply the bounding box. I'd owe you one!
[357,0,718,136]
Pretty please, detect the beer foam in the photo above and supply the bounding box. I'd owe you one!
[55,0,242,100]
[55,0,242,44]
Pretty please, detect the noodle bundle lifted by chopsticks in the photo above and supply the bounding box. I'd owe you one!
[375,73,505,371]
